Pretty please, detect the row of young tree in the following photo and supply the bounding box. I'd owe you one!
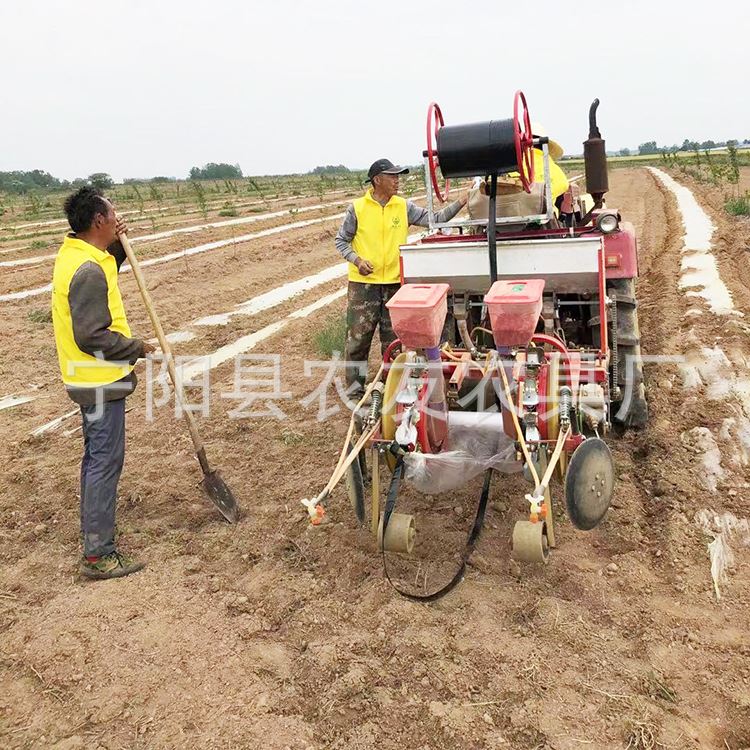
[16,139,748,193]
[618,138,750,157]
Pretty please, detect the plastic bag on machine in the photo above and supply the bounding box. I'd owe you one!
[404,411,521,495]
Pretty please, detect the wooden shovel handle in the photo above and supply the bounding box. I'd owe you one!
[118,233,207,462]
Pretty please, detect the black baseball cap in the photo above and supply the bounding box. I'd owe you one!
[366,158,409,183]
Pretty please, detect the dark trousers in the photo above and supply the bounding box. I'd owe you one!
[79,398,126,558]
[344,281,400,390]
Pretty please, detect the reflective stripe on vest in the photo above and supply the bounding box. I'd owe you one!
[51,235,134,388]
[349,190,408,284]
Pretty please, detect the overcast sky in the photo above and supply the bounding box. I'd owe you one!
[1,0,747,181]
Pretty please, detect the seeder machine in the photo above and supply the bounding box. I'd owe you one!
[303,92,647,600]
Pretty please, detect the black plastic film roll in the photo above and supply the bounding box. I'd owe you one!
[436,119,518,179]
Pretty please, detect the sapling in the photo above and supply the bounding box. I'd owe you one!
[190,180,209,220]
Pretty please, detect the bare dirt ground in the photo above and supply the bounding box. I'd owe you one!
[1,169,749,749]
[735,166,750,194]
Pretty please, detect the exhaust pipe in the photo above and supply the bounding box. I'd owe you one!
[583,99,609,201]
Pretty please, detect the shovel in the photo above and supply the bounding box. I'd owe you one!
[118,232,239,523]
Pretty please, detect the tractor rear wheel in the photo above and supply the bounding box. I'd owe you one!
[608,278,648,429]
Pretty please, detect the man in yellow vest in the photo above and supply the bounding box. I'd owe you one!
[52,187,155,580]
[335,158,467,392]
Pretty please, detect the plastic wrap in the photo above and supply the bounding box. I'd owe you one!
[694,509,750,599]
[404,411,521,495]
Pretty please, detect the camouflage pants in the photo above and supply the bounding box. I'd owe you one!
[345,281,400,390]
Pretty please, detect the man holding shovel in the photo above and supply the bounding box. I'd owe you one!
[52,186,155,580]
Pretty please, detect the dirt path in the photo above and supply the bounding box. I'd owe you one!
[1,169,749,749]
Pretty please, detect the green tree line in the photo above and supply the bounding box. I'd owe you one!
[189,163,243,180]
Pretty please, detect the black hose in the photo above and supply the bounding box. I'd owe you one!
[380,459,494,602]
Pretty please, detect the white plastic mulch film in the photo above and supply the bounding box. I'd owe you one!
[694,510,750,599]
[404,411,521,495]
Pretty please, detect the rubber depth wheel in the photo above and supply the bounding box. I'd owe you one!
[381,352,411,472]
[511,520,549,563]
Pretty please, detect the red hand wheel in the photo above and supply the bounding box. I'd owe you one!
[426,101,451,203]
[513,90,534,194]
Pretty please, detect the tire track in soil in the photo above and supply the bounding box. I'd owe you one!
[605,169,750,748]
[2,169,750,749]
[607,169,692,552]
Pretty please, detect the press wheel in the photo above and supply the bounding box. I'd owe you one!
[378,512,416,554]
[511,520,549,563]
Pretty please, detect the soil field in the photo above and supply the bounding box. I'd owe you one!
[1,170,749,749]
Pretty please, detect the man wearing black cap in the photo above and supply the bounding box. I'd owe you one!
[335,158,466,392]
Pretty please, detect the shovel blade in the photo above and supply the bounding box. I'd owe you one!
[202,470,239,523]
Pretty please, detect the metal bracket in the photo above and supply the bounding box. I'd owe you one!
[425,143,555,233]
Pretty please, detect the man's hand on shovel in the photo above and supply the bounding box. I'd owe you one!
[115,215,130,238]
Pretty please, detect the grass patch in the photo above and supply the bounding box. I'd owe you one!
[640,671,678,704]
[28,308,52,323]
[725,193,750,216]
[314,314,347,358]
[218,207,238,217]
[279,428,304,447]
[30,239,48,249]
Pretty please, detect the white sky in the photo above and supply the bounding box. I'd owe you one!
[1,0,747,181]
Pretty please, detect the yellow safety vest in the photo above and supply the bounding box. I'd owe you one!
[52,235,134,388]
[509,148,569,203]
[349,190,408,284]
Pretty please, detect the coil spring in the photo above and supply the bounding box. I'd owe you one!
[559,386,572,426]
[368,386,383,424]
